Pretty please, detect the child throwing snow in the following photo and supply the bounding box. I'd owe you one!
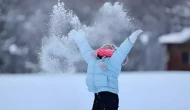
[69,29,143,110]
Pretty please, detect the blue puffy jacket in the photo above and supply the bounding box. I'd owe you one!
[70,30,141,94]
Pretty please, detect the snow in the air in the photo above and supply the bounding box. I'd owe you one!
[0,72,190,110]
[158,27,190,44]
[140,33,149,45]
[40,1,134,73]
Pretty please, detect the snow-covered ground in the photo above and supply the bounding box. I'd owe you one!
[0,72,190,110]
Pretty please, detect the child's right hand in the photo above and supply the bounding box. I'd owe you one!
[68,29,86,44]
[69,29,85,39]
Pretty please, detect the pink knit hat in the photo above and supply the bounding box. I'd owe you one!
[91,44,129,66]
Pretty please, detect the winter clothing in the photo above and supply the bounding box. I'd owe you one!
[122,55,129,65]
[69,29,142,94]
[101,43,117,50]
[92,47,128,65]
[92,92,119,110]
[96,48,114,57]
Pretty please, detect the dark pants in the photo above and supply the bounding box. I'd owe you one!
[92,92,119,110]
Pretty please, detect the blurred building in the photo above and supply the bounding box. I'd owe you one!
[159,28,190,71]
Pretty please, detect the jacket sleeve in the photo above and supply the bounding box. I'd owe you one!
[70,30,93,63]
[109,30,143,68]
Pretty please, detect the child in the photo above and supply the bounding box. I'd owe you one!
[69,29,143,110]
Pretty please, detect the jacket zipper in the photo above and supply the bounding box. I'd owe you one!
[93,59,96,90]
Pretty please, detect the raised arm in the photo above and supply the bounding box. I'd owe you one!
[109,30,143,68]
[69,29,93,63]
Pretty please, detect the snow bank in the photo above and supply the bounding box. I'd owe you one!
[0,72,190,110]
[158,28,190,44]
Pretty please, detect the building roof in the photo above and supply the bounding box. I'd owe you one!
[158,28,190,44]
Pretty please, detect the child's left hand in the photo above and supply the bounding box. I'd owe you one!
[129,30,143,43]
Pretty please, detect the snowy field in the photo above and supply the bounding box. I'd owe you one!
[0,71,190,110]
